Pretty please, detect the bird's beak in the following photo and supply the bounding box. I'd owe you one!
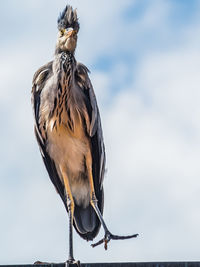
[66,29,77,38]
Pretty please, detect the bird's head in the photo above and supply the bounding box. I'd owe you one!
[56,5,79,54]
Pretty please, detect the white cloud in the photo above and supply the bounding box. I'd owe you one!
[102,20,200,261]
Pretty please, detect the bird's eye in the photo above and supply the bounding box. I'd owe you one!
[60,29,65,36]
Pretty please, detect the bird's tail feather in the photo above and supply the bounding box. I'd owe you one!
[74,205,97,233]
[73,188,104,241]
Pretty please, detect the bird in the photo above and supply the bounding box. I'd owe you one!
[32,5,138,265]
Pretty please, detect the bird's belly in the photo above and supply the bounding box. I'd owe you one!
[46,118,90,207]
[47,121,87,173]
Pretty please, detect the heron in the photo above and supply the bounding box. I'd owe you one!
[32,5,138,265]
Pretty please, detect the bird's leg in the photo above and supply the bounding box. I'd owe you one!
[66,194,74,263]
[61,167,80,266]
[86,152,138,250]
[90,194,138,250]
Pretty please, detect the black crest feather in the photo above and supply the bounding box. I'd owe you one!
[57,5,79,31]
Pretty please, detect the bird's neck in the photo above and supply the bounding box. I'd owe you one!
[53,51,76,70]
[53,51,76,96]
[55,44,76,56]
[56,50,76,65]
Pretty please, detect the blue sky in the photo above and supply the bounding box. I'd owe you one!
[1,0,200,264]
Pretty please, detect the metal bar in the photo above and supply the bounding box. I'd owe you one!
[1,262,200,267]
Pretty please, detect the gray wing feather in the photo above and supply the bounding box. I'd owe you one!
[76,62,106,187]
[32,61,67,207]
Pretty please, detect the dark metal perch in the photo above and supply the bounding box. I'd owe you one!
[2,262,200,267]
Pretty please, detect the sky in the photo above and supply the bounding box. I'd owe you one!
[1,0,200,264]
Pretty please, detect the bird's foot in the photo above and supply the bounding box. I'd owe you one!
[91,230,138,250]
[65,259,80,267]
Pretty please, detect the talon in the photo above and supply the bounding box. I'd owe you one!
[104,239,108,250]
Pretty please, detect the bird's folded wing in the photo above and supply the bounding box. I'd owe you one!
[31,61,67,208]
[76,63,106,188]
